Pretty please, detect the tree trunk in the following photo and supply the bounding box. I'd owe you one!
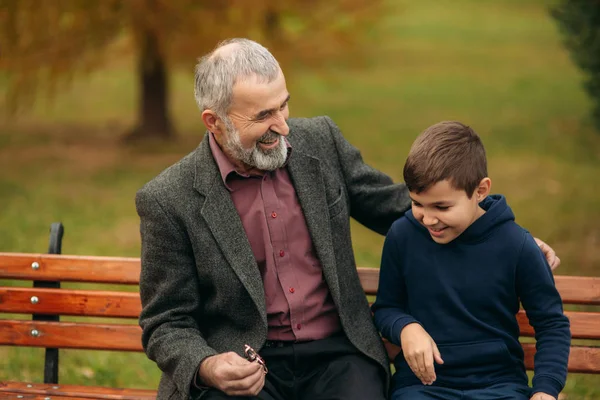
[123,29,174,142]
[265,9,279,37]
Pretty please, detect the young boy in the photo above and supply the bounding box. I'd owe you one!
[372,121,571,400]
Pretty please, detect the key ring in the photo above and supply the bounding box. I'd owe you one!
[244,344,268,373]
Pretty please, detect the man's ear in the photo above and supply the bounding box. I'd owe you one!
[476,177,492,202]
[201,109,225,137]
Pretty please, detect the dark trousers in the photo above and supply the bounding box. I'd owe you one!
[391,382,532,400]
[200,334,387,400]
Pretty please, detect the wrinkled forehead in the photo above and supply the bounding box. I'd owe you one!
[230,71,288,115]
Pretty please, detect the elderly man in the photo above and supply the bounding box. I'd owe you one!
[136,38,560,400]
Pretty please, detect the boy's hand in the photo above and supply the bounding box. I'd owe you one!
[530,393,557,400]
[400,323,444,385]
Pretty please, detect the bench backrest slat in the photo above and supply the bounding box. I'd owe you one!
[0,393,78,400]
[550,275,600,305]
[522,344,600,374]
[517,310,600,340]
[1,254,599,375]
[0,320,143,351]
[0,253,140,284]
[4,255,597,305]
[0,288,141,318]
[356,268,600,305]
[357,268,380,296]
[384,340,600,373]
[1,382,157,400]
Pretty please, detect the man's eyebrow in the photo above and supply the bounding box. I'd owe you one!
[253,94,291,120]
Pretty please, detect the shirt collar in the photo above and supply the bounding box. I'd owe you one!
[208,132,293,191]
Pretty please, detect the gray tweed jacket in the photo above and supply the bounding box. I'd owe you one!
[136,116,411,400]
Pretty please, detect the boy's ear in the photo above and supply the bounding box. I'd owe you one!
[476,177,492,202]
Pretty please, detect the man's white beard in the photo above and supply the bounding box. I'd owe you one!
[224,121,288,171]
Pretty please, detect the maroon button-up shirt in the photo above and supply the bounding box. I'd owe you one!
[209,133,342,341]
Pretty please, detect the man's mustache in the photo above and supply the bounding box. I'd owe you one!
[258,130,281,142]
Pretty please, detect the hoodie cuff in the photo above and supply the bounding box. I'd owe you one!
[390,318,421,346]
[532,375,563,399]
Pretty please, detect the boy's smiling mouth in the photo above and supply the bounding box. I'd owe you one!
[427,226,448,237]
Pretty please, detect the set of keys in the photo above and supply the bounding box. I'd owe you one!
[244,344,268,373]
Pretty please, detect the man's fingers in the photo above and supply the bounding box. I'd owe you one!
[222,363,265,395]
[550,256,561,271]
[534,237,559,270]
[247,369,266,396]
[219,360,261,383]
[232,360,263,378]
[229,368,264,393]
[543,243,557,268]
[207,353,264,394]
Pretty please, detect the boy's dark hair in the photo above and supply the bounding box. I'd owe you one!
[403,121,487,197]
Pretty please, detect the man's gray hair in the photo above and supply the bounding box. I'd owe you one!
[194,38,281,118]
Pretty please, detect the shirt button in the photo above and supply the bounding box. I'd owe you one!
[271,212,277,218]
[296,324,302,330]
[289,287,295,293]
[279,250,285,257]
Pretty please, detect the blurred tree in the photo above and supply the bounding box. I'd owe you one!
[0,0,383,141]
[551,0,600,132]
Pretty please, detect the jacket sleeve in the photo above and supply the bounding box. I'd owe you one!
[136,188,217,399]
[324,116,412,235]
[516,232,571,399]
[371,223,420,345]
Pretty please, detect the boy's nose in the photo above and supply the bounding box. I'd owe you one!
[423,214,438,226]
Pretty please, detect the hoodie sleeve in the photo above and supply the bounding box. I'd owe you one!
[371,221,420,345]
[516,232,571,399]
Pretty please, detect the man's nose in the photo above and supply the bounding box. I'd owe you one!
[272,112,289,136]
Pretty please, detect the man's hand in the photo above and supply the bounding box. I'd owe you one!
[530,392,557,400]
[534,237,560,271]
[400,323,444,385]
[198,352,265,396]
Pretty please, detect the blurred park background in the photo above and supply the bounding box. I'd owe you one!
[1,0,599,398]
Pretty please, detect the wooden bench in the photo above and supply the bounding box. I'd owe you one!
[1,229,599,399]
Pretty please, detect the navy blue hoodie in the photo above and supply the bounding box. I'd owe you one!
[372,195,570,398]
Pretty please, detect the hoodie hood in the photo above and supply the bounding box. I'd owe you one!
[406,194,514,244]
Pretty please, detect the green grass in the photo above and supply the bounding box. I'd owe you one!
[1,0,599,397]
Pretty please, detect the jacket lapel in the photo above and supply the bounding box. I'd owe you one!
[287,150,341,304]
[193,138,267,324]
